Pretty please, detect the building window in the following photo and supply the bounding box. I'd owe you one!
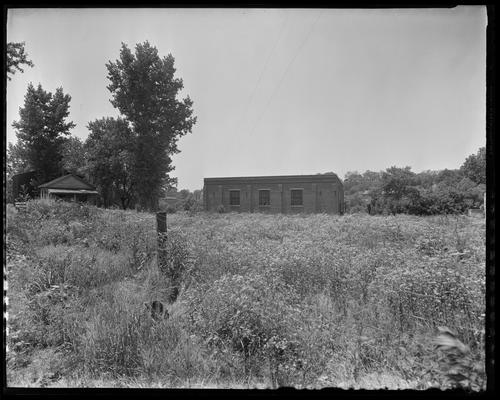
[229,190,240,206]
[291,189,303,206]
[259,190,271,206]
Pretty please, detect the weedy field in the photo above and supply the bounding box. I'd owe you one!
[5,199,486,389]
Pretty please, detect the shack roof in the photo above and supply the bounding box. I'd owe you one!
[38,174,96,190]
[11,170,37,179]
[47,189,99,195]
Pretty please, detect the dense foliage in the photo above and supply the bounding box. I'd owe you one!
[85,117,136,209]
[11,83,76,189]
[6,201,485,388]
[105,41,197,211]
[6,42,34,80]
[158,189,204,213]
[344,147,486,215]
[60,137,86,176]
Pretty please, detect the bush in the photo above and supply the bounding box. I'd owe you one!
[77,286,144,376]
[166,205,177,214]
[186,269,304,384]
[158,229,191,288]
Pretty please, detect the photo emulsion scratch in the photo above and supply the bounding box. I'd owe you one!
[5,6,488,390]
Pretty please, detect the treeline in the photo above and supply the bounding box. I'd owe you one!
[159,188,204,213]
[344,147,486,215]
[7,41,196,211]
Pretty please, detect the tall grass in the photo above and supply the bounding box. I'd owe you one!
[6,200,486,389]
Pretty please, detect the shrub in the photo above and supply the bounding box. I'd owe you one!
[158,229,191,288]
[186,269,304,384]
[431,327,485,390]
[137,321,216,383]
[24,285,83,348]
[78,287,144,376]
[28,246,73,294]
[166,205,177,214]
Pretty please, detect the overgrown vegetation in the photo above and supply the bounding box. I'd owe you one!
[6,200,485,389]
[344,147,486,215]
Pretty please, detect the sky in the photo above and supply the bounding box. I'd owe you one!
[6,7,487,190]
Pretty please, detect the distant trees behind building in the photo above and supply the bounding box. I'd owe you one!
[344,147,486,215]
[159,188,204,213]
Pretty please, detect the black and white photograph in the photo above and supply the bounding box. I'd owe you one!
[5,6,488,390]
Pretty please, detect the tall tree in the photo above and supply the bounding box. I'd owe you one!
[381,166,416,200]
[106,41,196,211]
[12,83,76,186]
[7,42,34,80]
[6,141,30,176]
[6,141,32,203]
[61,136,86,176]
[460,147,486,185]
[85,117,135,209]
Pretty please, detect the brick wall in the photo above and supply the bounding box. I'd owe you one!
[204,175,344,214]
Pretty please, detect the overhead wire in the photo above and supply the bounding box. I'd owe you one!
[246,10,324,138]
[233,12,290,136]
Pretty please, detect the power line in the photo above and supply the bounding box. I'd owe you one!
[233,13,290,136]
[246,11,323,138]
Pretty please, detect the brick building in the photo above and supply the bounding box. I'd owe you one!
[203,174,344,214]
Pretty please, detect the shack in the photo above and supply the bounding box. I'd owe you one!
[38,174,99,204]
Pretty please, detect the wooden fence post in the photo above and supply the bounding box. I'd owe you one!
[156,211,167,238]
[157,211,167,265]
[156,211,179,303]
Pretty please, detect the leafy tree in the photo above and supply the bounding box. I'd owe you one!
[367,167,418,215]
[343,149,486,216]
[381,166,416,200]
[178,189,191,200]
[61,136,86,176]
[12,83,75,187]
[344,170,382,194]
[6,142,30,176]
[85,117,135,209]
[414,170,440,189]
[435,168,463,186]
[460,147,486,185]
[456,177,485,209]
[165,177,178,192]
[106,41,196,211]
[343,171,363,195]
[7,42,34,80]
[344,170,383,213]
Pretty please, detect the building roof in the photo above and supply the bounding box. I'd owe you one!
[47,189,99,195]
[204,174,342,185]
[12,170,37,179]
[38,174,96,190]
